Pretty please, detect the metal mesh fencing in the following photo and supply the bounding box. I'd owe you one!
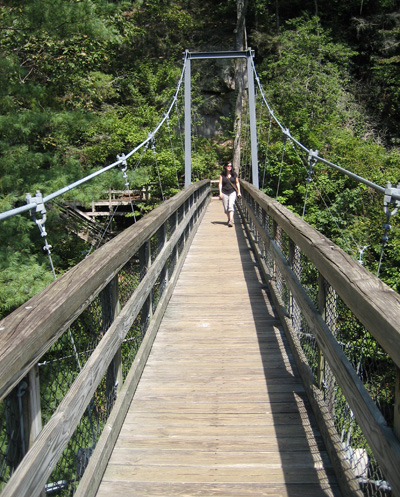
[42,294,116,494]
[150,226,164,264]
[0,394,20,490]
[0,250,152,494]
[40,295,104,418]
[292,249,394,496]
[242,189,396,497]
[301,260,393,495]
[0,255,165,496]
[166,214,177,241]
[121,311,145,382]
[118,255,141,308]
[0,184,210,495]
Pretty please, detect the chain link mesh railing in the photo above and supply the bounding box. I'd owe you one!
[240,183,399,497]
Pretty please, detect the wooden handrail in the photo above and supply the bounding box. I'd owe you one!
[0,180,211,497]
[0,181,209,401]
[239,180,400,497]
[2,178,399,496]
[242,182,400,369]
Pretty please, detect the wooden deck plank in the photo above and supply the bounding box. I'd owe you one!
[96,481,340,497]
[102,465,336,485]
[103,448,332,467]
[109,436,327,453]
[95,199,341,497]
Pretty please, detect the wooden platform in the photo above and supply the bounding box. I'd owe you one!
[95,198,341,497]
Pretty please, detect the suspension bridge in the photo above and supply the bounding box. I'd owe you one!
[0,50,400,497]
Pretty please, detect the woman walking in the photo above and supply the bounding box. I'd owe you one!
[219,161,241,227]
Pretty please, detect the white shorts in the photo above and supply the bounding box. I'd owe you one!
[222,192,237,213]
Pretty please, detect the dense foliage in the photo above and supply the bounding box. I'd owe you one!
[0,0,399,318]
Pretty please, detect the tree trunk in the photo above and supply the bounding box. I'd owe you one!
[275,0,280,36]
[233,0,248,176]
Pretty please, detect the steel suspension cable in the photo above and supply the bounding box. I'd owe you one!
[167,116,180,188]
[288,141,363,256]
[275,135,287,200]
[250,55,399,269]
[175,94,185,156]
[0,56,189,223]
[250,57,392,199]
[261,113,273,190]
[117,154,137,223]
[302,151,316,220]
[151,138,164,201]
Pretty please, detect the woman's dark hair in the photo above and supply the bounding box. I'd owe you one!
[221,161,234,177]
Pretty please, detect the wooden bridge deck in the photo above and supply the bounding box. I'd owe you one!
[95,198,341,497]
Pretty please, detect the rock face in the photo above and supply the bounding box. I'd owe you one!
[192,58,237,138]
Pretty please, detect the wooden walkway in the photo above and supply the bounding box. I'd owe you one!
[95,199,341,497]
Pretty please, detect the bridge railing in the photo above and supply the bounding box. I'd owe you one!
[0,180,211,497]
[239,180,400,497]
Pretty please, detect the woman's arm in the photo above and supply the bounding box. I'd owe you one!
[219,175,223,198]
[236,176,241,197]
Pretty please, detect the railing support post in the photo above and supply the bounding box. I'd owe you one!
[317,273,327,392]
[395,367,400,440]
[26,366,42,448]
[318,273,337,414]
[100,275,122,415]
[169,211,178,281]
[159,223,167,293]
[289,240,301,335]
[5,366,42,474]
[139,240,153,332]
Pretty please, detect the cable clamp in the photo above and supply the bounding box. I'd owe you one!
[26,190,46,217]
[26,190,47,236]
[283,128,291,141]
[149,134,156,151]
[308,149,319,165]
[380,181,400,246]
[358,245,370,266]
[117,153,128,172]
[383,181,400,217]
[117,153,130,189]
[26,191,52,252]
[307,149,319,183]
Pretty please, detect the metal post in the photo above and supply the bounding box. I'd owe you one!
[184,51,191,188]
[183,49,258,189]
[247,49,259,189]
